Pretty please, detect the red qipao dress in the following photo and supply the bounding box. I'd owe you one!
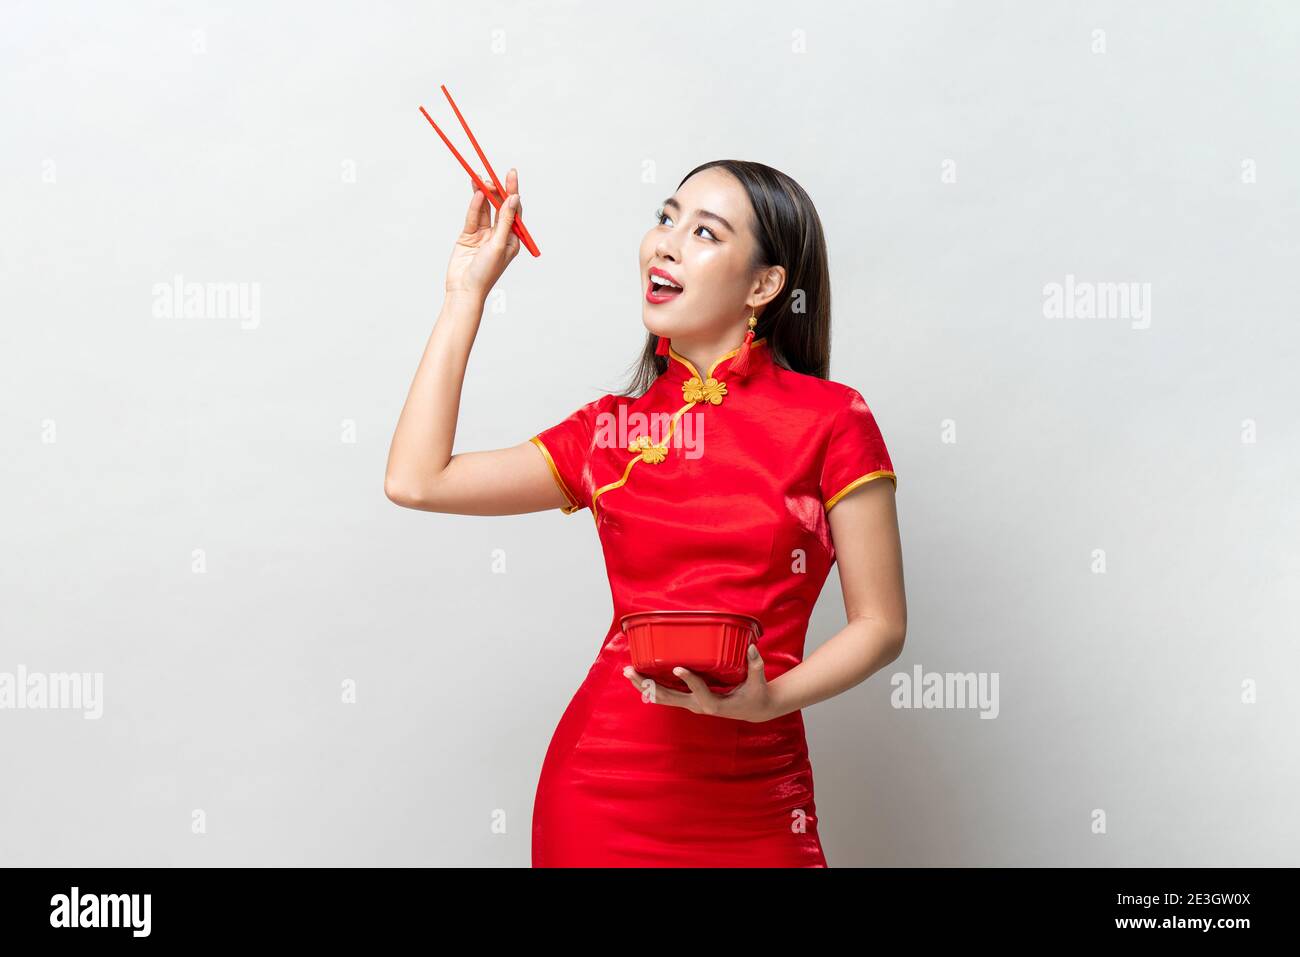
[527,337,896,867]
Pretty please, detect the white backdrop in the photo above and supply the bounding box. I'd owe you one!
[2,0,1297,866]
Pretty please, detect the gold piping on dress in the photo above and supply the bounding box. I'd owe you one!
[530,435,582,514]
[824,469,897,511]
[590,339,768,523]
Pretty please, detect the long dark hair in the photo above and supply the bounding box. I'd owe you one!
[617,159,832,397]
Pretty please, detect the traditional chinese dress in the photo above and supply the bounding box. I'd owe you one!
[528,337,896,867]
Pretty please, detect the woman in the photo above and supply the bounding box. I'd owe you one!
[385,160,907,867]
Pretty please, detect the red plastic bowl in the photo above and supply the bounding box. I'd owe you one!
[620,610,763,692]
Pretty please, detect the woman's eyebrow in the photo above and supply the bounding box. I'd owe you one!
[662,197,734,234]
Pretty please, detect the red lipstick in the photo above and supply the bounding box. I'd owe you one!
[646,266,684,304]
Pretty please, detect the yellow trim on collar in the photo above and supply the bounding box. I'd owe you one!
[667,336,768,384]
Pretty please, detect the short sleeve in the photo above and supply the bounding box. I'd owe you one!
[819,388,897,511]
[530,394,612,515]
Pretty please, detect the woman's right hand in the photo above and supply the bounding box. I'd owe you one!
[444,167,524,302]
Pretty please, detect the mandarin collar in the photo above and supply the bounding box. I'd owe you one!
[664,337,771,385]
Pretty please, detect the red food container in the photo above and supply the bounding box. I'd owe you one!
[620,610,763,692]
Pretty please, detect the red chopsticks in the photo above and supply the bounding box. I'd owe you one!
[419,84,540,257]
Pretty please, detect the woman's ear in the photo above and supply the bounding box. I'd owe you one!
[750,265,787,311]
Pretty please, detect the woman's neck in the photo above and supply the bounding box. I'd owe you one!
[671,329,747,379]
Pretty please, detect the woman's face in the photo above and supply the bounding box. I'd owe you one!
[639,167,781,348]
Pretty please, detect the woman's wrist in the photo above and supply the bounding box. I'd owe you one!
[759,674,799,721]
[443,288,487,314]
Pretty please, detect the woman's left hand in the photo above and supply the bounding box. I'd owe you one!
[622,643,778,723]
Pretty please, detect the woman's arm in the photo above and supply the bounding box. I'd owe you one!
[383,171,571,515]
[765,479,907,716]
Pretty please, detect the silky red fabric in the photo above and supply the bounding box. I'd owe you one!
[529,339,895,867]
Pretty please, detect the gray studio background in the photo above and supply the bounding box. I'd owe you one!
[2,1,1297,867]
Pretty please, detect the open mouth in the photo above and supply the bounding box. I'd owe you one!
[647,270,684,302]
